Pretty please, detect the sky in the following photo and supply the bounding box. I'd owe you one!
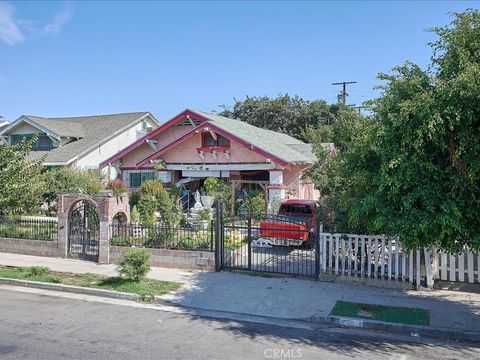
[0,1,477,123]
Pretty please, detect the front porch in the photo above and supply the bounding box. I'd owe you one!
[119,163,293,214]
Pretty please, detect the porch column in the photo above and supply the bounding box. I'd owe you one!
[268,170,285,211]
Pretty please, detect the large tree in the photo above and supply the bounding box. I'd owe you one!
[0,137,44,215]
[218,94,341,142]
[40,167,104,215]
[311,10,480,253]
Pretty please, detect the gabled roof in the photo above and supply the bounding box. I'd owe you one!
[3,112,158,165]
[101,109,318,168]
[192,110,317,164]
[23,115,85,138]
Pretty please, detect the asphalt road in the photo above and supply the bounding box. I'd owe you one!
[0,288,478,360]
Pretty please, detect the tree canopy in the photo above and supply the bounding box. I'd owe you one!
[218,94,342,142]
[0,137,44,215]
[309,10,480,252]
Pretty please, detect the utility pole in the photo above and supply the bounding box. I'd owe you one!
[331,81,357,105]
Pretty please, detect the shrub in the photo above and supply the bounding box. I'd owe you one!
[130,205,140,223]
[24,266,49,277]
[137,196,158,226]
[110,235,133,246]
[199,208,211,221]
[106,179,127,196]
[144,229,174,248]
[140,179,164,198]
[129,191,141,208]
[40,167,104,215]
[246,191,266,217]
[116,248,151,281]
[203,177,218,196]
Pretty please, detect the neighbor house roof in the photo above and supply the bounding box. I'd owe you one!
[3,112,158,165]
[102,109,320,168]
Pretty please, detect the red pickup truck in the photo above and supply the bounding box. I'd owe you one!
[258,199,318,247]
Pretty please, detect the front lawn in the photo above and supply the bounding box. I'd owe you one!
[0,266,181,299]
[331,301,430,326]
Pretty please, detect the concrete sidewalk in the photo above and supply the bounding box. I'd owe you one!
[1,252,480,341]
[0,252,197,284]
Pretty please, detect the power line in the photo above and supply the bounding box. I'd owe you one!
[331,81,357,105]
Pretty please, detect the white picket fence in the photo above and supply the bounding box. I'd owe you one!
[432,249,480,284]
[319,233,423,285]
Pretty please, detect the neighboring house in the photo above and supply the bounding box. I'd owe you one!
[0,112,160,179]
[0,121,8,145]
[100,109,329,205]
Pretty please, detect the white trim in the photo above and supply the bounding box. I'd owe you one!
[0,116,61,141]
[72,113,156,163]
[166,163,280,171]
[55,113,160,167]
[43,162,68,166]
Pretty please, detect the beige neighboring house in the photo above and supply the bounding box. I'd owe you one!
[0,112,160,179]
[0,121,8,144]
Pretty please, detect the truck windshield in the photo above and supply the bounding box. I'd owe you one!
[279,204,313,215]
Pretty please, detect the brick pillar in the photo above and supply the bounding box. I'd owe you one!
[57,195,68,258]
[98,221,110,264]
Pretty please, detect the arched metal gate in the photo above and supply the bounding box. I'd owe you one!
[68,200,100,262]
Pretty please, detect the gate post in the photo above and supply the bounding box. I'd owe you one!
[57,195,68,258]
[98,221,110,264]
[315,222,323,278]
[247,216,252,270]
[214,201,223,272]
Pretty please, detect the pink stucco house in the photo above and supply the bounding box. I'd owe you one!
[100,109,326,207]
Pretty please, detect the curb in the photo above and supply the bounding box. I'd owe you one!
[0,277,139,302]
[328,315,480,343]
[1,277,479,343]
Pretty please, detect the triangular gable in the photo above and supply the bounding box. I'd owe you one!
[1,116,61,140]
[99,109,209,168]
[136,120,289,167]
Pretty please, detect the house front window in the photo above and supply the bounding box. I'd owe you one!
[128,171,156,188]
[201,133,230,149]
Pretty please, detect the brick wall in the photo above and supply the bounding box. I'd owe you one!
[0,237,58,257]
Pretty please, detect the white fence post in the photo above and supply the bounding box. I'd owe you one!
[424,248,434,289]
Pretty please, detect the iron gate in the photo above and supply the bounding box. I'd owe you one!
[68,200,100,262]
[215,202,320,278]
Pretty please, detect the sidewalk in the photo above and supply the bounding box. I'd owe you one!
[1,252,479,341]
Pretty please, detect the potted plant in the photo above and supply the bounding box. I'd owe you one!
[198,208,211,230]
[201,177,217,208]
[106,179,128,203]
[154,160,167,171]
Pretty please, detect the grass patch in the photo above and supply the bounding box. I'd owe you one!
[0,266,181,300]
[331,301,430,326]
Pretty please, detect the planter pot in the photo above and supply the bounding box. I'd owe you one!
[199,220,209,231]
[201,196,214,208]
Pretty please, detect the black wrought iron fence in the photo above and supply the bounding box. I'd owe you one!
[218,209,319,277]
[109,222,214,251]
[0,217,58,241]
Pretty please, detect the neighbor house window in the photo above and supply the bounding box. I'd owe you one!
[202,133,230,148]
[129,171,155,188]
[10,134,53,151]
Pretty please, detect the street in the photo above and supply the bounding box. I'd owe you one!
[0,288,478,360]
